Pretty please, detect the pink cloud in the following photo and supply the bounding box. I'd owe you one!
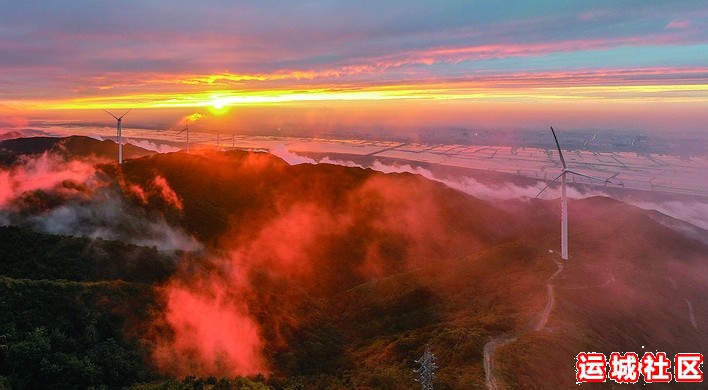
[127,184,149,204]
[666,19,691,29]
[6,153,98,203]
[0,171,12,206]
[0,116,28,130]
[152,276,266,377]
[153,175,183,210]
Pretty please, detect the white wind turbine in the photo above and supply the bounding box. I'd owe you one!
[177,118,190,152]
[103,109,131,164]
[537,127,610,260]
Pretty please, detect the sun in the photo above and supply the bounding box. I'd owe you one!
[208,96,231,115]
[211,96,229,109]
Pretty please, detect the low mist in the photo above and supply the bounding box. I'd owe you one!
[0,152,199,251]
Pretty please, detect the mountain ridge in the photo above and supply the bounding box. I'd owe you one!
[0,135,705,388]
[0,135,155,166]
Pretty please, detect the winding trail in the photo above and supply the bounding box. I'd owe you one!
[535,259,564,331]
[670,278,698,330]
[684,298,699,330]
[484,334,517,390]
[483,262,698,388]
[483,258,564,390]
[484,334,517,389]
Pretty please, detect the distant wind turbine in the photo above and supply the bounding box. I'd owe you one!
[537,127,610,260]
[177,118,190,151]
[103,109,131,164]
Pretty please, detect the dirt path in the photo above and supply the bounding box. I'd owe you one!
[669,278,698,330]
[483,334,518,390]
[483,258,564,389]
[535,259,564,331]
[685,298,699,330]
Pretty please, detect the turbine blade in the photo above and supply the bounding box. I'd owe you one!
[103,110,118,120]
[536,172,565,198]
[550,127,567,169]
[177,128,187,135]
[565,169,612,183]
[118,109,132,119]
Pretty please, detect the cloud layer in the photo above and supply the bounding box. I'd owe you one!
[1,1,707,133]
[271,146,708,230]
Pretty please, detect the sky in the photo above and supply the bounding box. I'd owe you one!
[1,0,708,136]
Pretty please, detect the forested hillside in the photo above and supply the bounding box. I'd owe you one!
[0,140,705,389]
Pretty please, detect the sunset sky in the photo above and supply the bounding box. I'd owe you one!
[1,1,707,135]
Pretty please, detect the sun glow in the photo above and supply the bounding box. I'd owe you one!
[207,96,232,115]
[211,96,228,110]
[6,78,708,113]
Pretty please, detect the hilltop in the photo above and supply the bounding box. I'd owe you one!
[0,135,155,166]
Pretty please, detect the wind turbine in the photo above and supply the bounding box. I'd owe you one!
[177,118,190,152]
[103,109,131,164]
[537,127,610,260]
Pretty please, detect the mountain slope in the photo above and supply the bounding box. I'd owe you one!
[112,151,706,388]
[0,141,705,388]
[496,197,707,389]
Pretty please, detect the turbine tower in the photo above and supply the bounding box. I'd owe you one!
[104,109,131,164]
[177,118,190,151]
[537,127,609,260]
